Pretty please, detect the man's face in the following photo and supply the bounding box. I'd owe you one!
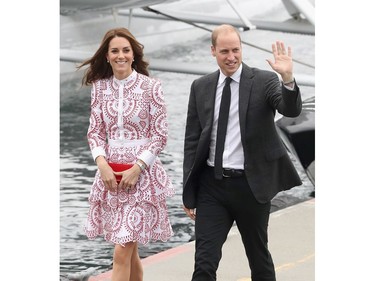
[211,31,242,77]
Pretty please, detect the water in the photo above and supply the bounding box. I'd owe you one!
[60,2,315,280]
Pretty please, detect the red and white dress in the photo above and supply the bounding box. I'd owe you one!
[84,70,175,246]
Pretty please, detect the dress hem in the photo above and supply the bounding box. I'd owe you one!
[84,229,174,247]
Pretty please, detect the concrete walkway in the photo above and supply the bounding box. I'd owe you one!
[89,198,315,281]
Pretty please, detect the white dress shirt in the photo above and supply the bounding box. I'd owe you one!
[207,64,244,170]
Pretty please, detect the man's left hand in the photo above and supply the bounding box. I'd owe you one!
[266,41,294,82]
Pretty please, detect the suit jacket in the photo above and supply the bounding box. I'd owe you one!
[182,63,303,209]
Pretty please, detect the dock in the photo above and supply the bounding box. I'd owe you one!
[89,198,315,281]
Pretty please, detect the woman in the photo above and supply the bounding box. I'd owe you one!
[77,27,174,281]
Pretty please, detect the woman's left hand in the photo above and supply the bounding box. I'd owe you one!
[113,165,142,191]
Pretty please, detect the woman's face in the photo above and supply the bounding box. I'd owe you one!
[106,36,134,79]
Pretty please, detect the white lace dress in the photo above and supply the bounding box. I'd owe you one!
[84,70,175,246]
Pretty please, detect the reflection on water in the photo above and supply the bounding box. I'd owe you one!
[60,34,314,280]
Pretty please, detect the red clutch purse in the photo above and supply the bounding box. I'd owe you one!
[108,162,133,183]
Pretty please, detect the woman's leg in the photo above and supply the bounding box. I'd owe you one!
[130,242,143,281]
[112,242,136,281]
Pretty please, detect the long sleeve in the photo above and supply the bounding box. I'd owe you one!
[265,71,302,118]
[137,79,168,166]
[87,81,107,161]
[183,80,202,183]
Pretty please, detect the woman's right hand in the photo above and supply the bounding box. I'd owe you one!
[96,156,118,191]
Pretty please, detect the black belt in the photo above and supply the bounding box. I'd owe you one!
[222,168,245,178]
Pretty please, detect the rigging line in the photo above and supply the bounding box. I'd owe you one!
[143,7,213,31]
[143,7,315,69]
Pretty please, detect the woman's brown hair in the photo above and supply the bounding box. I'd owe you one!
[77,27,149,86]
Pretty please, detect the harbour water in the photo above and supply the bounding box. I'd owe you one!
[60,2,315,280]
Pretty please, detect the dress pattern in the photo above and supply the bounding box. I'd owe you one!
[84,70,174,246]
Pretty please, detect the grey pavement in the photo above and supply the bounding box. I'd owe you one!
[89,198,315,281]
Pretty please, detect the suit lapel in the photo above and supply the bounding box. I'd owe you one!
[239,64,255,137]
[204,71,220,127]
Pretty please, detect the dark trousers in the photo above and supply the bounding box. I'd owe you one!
[192,166,276,281]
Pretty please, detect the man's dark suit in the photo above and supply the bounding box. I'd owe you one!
[183,62,303,280]
[183,63,302,209]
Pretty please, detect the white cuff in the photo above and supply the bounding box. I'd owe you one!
[92,147,106,162]
[283,83,295,90]
[138,150,156,167]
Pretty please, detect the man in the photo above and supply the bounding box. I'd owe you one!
[182,24,302,281]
